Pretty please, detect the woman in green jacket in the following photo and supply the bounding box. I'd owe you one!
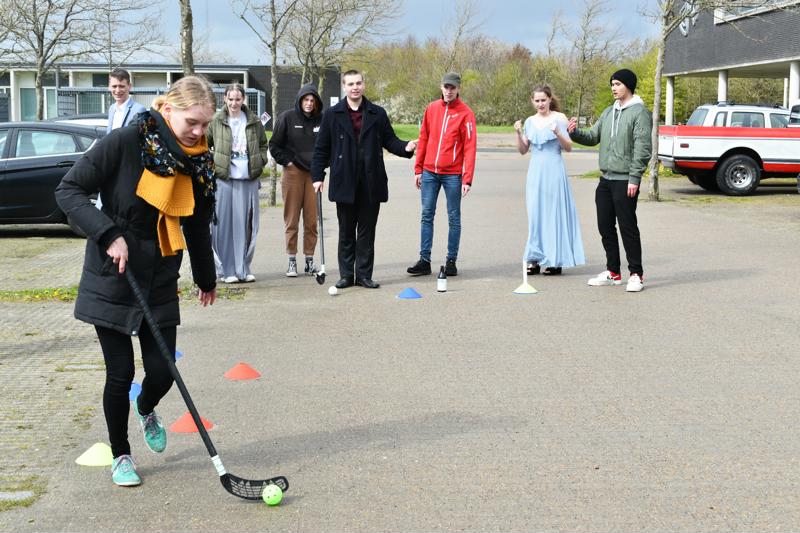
[206,83,270,283]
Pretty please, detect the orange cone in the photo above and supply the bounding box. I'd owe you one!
[223,362,261,381]
[169,412,214,433]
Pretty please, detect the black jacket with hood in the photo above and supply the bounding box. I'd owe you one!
[55,119,216,336]
[269,84,323,171]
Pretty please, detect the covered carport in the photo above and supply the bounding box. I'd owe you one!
[663,3,800,125]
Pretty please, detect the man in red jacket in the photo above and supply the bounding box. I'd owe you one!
[407,72,477,277]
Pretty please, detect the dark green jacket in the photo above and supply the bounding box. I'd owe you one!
[206,106,269,180]
[570,95,652,185]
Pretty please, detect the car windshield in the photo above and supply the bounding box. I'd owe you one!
[686,108,709,126]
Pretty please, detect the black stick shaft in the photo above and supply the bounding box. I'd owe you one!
[124,269,219,459]
[316,191,325,266]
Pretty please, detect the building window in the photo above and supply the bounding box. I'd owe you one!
[92,73,109,87]
[715,0,800,23]
[20,87,58,120]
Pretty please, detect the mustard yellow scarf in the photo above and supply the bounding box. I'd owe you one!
[136,125,210,256]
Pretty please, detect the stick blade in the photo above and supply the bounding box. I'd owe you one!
[220,473,289,500]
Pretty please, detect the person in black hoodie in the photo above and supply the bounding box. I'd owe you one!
[269,84,324,277]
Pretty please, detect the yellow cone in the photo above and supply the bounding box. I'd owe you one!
[513,282,538,294]
[75,442,113,466]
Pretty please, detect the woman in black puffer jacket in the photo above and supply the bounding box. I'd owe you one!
[55,76,218,488]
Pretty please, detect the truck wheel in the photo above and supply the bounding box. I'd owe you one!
[716,154,760,195]
[694,175,719,191]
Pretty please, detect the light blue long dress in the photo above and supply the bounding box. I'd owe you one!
[522,115,586,268]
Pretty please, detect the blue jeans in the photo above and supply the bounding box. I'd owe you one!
[419,170,462,262]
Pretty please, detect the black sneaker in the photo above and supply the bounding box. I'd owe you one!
[304,257,315,275]
[406,259,431,276]
[445,259,457,276]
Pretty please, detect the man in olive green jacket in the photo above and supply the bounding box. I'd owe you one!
[568,68,652,293]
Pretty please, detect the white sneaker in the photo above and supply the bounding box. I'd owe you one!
[626,274,644,292]
[221,276,239,284]
[243,274,256,283]
[587,270,622,286]
[286,259,298,277]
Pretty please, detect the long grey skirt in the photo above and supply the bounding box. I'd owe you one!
[212,178,260,280]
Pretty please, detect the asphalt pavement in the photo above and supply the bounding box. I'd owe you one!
[1,144,800,532]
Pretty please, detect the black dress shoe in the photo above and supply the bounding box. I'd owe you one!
[356,278,380,289]
[406,259,431,276]
[543,267,562,275]
[527,263,541,275]
[335,277,354,289]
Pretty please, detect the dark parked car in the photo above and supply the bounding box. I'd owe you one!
[0,121,105,232]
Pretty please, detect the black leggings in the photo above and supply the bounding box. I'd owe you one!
[95,324,176,458]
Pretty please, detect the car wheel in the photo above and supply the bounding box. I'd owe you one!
[716,154,760,195]
[694,174,719,191]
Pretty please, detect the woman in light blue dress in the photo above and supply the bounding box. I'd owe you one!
[514,85,585,275]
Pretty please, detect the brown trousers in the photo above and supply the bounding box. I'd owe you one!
[281,164,318,256]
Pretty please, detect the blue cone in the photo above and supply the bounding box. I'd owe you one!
[175,350,183,361]
[397,287,422,299]
[128,382,142,401]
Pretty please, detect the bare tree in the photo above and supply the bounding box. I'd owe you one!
[443,0,480,72]
[168,32,237,65]
[567,0,622,121]
[0,0,105,120]
[179,0,195,75]
[232,0,299,206]
[545,9,564,58]
[93,0,167,70]
[284,0,401,99]
[642,0,779,201]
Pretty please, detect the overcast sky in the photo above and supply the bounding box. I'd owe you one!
[161,0,658,65]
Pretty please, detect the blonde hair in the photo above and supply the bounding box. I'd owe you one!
[152,75,216,113]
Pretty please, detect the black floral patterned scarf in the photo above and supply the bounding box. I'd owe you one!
[137,110,217,222]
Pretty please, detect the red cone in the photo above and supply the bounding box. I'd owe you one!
[169,412,214,433]
[223,362,261,381]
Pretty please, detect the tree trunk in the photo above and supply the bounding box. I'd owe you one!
[648,33,666,202]
[180,0,195,75]
[317,68,326,102]
[268,0,279,207]
[35,64,44,120]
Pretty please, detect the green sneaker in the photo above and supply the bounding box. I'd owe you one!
[134,398,167,453]
[111,455,141,486]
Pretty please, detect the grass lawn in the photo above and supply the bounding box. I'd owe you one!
[393,123,596,150]
[393,124,517,138]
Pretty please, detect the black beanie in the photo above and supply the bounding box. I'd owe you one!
[610,69,637,93]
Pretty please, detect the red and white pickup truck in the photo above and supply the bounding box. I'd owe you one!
[658,103,800,195]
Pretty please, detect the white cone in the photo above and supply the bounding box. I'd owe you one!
[513,260,537,294]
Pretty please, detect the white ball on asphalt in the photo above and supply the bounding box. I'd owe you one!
[328,285,338,296]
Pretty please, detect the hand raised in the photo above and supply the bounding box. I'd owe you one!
[567,117,578,133]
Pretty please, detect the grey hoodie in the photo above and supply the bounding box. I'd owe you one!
[269,84,324,171]
[569,94,652,185]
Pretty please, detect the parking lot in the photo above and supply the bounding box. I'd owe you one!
[1,146,800,531]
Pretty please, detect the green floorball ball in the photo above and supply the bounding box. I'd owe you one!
[262,484,283,506]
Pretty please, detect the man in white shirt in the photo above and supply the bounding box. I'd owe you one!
[97,68,148,209]
[106,68,147,134]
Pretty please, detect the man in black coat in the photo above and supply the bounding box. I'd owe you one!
[311,69,416,289]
